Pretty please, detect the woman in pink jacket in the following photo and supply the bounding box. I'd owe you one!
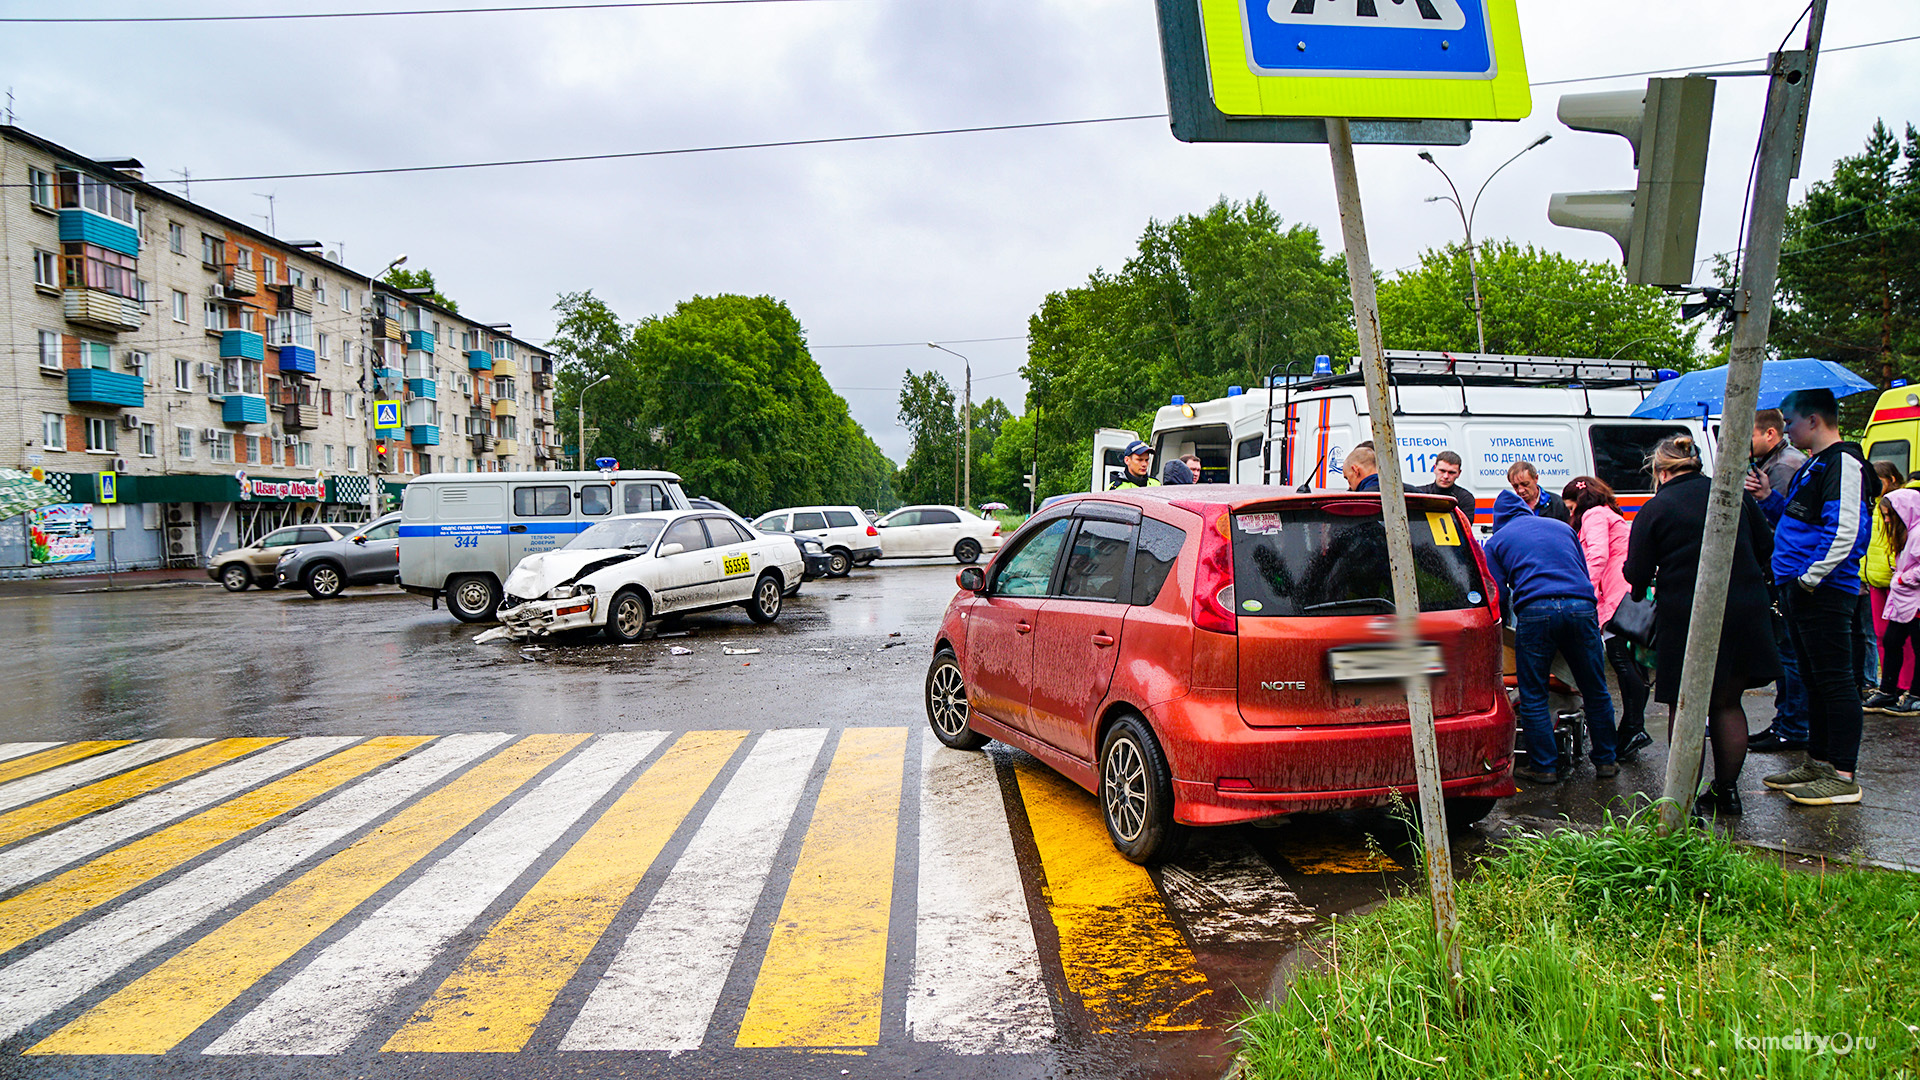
[1867,485,1920,714]
[1564,477,1651,758]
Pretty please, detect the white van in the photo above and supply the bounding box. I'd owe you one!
[1093,352,1711,528]
[400,470,690,622]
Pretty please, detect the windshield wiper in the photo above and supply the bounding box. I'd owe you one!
[1302,597,1396,615]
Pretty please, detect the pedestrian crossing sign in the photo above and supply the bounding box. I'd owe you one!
[375,400,402,434]
[1196,0,1531,120]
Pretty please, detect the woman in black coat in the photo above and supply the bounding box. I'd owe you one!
[1622,434,1781,815]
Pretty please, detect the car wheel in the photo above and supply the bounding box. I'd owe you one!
[220,564,252,592]
[925,649,989,751]
[954,538,982,564]
[303,563,344,600]
[606,589,650,643]
[745,573,782,624]
[826,549,853,577]
[447,574,501,623]
[1443,796,1498,831]
[1099,715,1187,865]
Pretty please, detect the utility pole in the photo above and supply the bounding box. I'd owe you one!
[928,343,972,509]
[1328,118,1460,981]
[1660,2,1826,831]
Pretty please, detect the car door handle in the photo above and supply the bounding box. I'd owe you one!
[1091,632,1116,647]
[1015,621,1033,634]
[509,524,527,533]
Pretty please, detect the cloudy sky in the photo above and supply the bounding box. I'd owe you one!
[5,0,1918,462]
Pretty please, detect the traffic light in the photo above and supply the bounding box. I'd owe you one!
[1548,77,1715,286]
[375,441,389,471]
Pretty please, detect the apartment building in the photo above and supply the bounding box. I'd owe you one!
[0,124,559,578]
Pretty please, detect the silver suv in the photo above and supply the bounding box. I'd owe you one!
[750,505,882,577]
[277,513,403,599]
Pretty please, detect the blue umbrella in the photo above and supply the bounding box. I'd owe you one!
[1632,358,1877,420]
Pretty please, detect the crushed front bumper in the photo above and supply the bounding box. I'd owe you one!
[496,594,600,639]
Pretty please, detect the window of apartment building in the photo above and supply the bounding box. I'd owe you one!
[239,309,256,333]
[135,278,150,304]
[345,444,358,470]
[498,416,517,441]
[243,360,264,395]
[32,249,56,289]
[278,310,313,348]
[127,351,150,382]
[205,300,225,331]
[456,373,469,395]
[212,431,234,463]
[316,332,330,360]
[37,330,61,371]
[177,426,195,460]
[344,394,357,419]
[295,441,312,467]
[61,243,139,298]
[324,444,335,469]
[235,247,252,271]
[61,171,136,224]
[261,314,277,344]
[80,341,111,370]
[494,376,516,402]
[85,416,117,453]
[174,357,192,391]
[313,279,326,305]
[341,287,352,312]
[172,289,188,323]
[139,423,156,457]
[28,167,54,209]
[42,413,65,450]
[168,222,184,254]
[262,254,277,283]
[201,233,224,268]
[268,377,281,407]
[289,266,305,288]
[321,388,333,415]
[245,435,262,463]
[219,358,240,395]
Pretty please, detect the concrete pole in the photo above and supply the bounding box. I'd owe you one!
[1659,4,1824,832]
[1327,118,1460,981]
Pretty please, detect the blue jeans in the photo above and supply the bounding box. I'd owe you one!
[1773,611,1810,741]
[1513,597,1619,775]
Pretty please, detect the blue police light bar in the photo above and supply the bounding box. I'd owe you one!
[1656,369,1681,381]
[1171,395,1185,405]
[594,457,619,470]
[1227,386,1243,396]
[1894,379,1910,388]
[1313,355,1333,375]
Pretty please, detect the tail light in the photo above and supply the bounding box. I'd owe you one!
[1186,502,1236,635]
[866,525,879,537]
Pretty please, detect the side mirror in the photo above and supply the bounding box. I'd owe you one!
[957,567,986,593]
[352,536,368,546]
[657,542,685,557]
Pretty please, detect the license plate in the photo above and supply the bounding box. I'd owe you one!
[1328,644,1445,683]
[723,552,752,575]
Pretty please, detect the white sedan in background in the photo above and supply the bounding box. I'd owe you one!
[498,510,803,642]
[873,505,1004,563]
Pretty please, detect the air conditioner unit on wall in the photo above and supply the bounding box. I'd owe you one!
[203,428,221,443]
[111,457,128,472]
[165,502,193,526]
[122,414,141,430]
[284,435,297,448]
[197,363,215,379]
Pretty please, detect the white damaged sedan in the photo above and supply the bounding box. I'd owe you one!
[498,509,804,642]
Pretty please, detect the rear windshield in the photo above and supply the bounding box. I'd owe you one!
[1231,505,1484,617]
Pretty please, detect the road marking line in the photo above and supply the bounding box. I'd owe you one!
[1157,840,1317,946]
[0,743,135,788]
[206,732,669,1055]
[0,739,280,849]
[736,727,906,1049]
[387,730,746,1053]
[561,728,829,1052]
[0,739,359,894]
[0,736,429,956]
[0,743,65,765]
[0,741,194,812]
[1268,830,1403,874]
[0,735,507,1045]
[906,742,1053,1054]
[1014,763,1211,1033]
[28,734,583,1056]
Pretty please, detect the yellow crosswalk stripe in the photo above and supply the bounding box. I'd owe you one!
[385,730,747,1053]
[0,739,283,849]
[0,743,134,787]
[735,726,907,1048]
[0,736,428,956]
[1014,762,1210,1033]
[29,734,585,1056]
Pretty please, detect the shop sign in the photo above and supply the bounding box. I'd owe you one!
[29,504,94,564]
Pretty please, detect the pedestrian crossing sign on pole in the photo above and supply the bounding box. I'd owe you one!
[375,400,402,435]
[1193,0,1531,121]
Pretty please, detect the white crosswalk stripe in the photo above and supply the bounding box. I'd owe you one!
[0,740,208,813]
[0,744,59,765]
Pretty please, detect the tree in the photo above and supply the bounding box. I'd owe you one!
[1377,240,1699,369]
[1772,120,1920,390]
[382,267,458,312]
[895,370,958,505]
[547,292,895,515]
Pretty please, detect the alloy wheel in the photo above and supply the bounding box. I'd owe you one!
[929,662,969,739]
[1102,736,1149,843]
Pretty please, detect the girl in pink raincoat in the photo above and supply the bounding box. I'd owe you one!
[1869,484,1920,715]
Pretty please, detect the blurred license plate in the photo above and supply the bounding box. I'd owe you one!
[1328,644,1445,683]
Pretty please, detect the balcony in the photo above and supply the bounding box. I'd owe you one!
[223,393,270,425]
[490,357,518,379]
[278,344,316,375]
[63,289,143,333]
[220,329,265,361]
[410,425,440,447]
[406,330,435,354]
[282,401,317,431]
[223,267,258,296]
[535,445,553,461]
[66,367,145,408]
[276,283,316,313]
[467,349,493,371]
[531,369,552,391]
[370,314,403,342]
[492,398,517,418]
[469,432,494,454]
[494,438,518,457]
[406,378,436,400]
[533,412,552,427]
[58,208,138,256]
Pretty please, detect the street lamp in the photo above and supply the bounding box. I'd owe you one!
[927,342,971,510]
[1418,134,1552,355]
[378,254,408,282]
[578,373,610,471]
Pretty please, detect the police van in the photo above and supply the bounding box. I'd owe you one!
[1091,352,1709,528]
[399,470,690,622]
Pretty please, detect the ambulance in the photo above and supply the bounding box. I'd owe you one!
[1861,384,1920,479]
[1091,351,1710,528]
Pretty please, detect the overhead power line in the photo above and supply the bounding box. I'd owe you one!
[1531,32,1920,87]
[0,0,857,23]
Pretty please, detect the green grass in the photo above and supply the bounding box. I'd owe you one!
[1239,807,1920,1079]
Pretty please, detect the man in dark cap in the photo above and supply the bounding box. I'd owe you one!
[1109,440,1160,489]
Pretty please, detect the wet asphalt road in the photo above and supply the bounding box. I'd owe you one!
[0,564,1914,1080]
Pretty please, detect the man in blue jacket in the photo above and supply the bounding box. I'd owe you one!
[1746,388,1872,805]
[1484,489,1619,783]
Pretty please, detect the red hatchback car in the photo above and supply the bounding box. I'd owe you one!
[925,487,1517,863]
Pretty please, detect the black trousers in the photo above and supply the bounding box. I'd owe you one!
[1883,617,1920,694]
[1605,635,1649,737]
[1785,586,1866,774]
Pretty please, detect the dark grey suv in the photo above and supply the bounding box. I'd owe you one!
[277,512,403,599]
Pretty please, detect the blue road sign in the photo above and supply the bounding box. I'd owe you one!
[375,401,402,431]
[1243,0,1493,79]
